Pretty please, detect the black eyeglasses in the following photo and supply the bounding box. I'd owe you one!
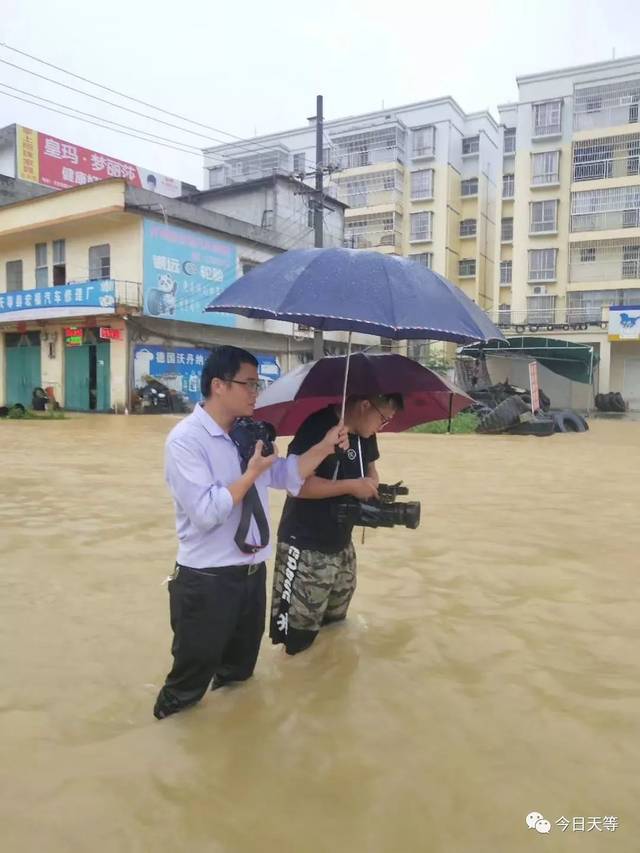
[228,379,261,393]
[370,400,393,427]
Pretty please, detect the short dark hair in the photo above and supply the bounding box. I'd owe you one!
[346,393,404,412]
[200,345,258,397]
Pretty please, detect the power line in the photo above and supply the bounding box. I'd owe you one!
[0,41,244,142]
[0,56,232,145]
[0,89,202,158]
[0,44,320,165]
[0,82,205,155]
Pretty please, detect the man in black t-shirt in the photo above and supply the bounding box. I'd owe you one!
[270,393,403,655]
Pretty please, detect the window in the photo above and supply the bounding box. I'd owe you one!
[411,169,433,199]
[530,200,558,233]
[461,178,478,197]
[462,135,479,155]
[261,209,274,228]
[528,248,558,282]
[460,219,477,237]
[531,151,560,185]
[241,260,260,276]
[527,294,556,323]
[412,126,435,158]
[410,211,433,241]
[35,242,47,287]
[293,153,306,176]
[501,217,514,242]
[504,128,516,154]
[500,260,512,284]
[459,258,476,277]
[498,303,512,325]
[408,252,433,268]
[89,244,110,280]
[533,100,562,136]
[6,260,23,291]
[580,247,596,263]
[622,245,640,279]
[343,178,367,207]
[502,174,515,198]
[52,239,66,286]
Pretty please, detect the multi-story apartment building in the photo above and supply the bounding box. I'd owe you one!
[203,59,640,407]
[203,100,500,314]
[494,56,640,405]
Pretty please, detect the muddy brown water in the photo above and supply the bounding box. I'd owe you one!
[1,416,638,853]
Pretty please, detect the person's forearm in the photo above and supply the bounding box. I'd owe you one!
[296,440,334,479]
[296,476,355,499]
[227,468,260,505]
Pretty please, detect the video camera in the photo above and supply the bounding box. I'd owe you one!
[230,418,276,469]
[333,481,421,530]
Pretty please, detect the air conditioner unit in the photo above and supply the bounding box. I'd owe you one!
[533,286,547,295]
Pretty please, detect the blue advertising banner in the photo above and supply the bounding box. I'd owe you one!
[133,344,280,407]
[143,220,237,327]
[0,279,115,322]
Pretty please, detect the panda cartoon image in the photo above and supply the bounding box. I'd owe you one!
[146,273,177,316]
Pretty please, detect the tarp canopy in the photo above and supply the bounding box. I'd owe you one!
[459,336,598,384]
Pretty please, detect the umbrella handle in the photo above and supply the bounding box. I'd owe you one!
[339,331,353,423]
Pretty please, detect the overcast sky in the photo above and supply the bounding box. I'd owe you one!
[2,0,640,187]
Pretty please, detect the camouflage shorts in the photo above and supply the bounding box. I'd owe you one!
[270,541,357,645]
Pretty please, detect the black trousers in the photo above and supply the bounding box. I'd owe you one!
[155,562,266,715]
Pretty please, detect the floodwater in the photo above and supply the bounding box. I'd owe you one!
[1,415,639,853]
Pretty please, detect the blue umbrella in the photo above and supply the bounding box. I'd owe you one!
[206,248,504,345]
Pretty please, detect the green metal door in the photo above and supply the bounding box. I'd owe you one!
[95,342,111,411]
[65,345,90,410]
[5,341,41,408]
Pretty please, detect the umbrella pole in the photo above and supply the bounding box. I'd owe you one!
[447,392,454,433]
[339,331,353,422]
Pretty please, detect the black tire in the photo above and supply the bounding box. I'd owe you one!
[595,393,609,412]
[606,392,618,412]
[477,395,529,434]
[507,417,555,437]
[515,325,526,334]
[553,410,587,433]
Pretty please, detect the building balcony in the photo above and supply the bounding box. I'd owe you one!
[335,188,404,212]
[569,238,640,283]
[343,230,402,250]
[490,306,608,331]
[574,104,639,134]
[571,208,640,233]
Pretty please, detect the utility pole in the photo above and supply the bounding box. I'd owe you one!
[313,94,324,360]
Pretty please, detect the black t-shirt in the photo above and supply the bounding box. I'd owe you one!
[277,405,379,553]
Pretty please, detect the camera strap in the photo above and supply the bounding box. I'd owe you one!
[234,482,270,554]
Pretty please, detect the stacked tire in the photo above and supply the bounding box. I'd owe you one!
[476,395,530,434]
[595,392,626,413]
[552,411,589,432]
